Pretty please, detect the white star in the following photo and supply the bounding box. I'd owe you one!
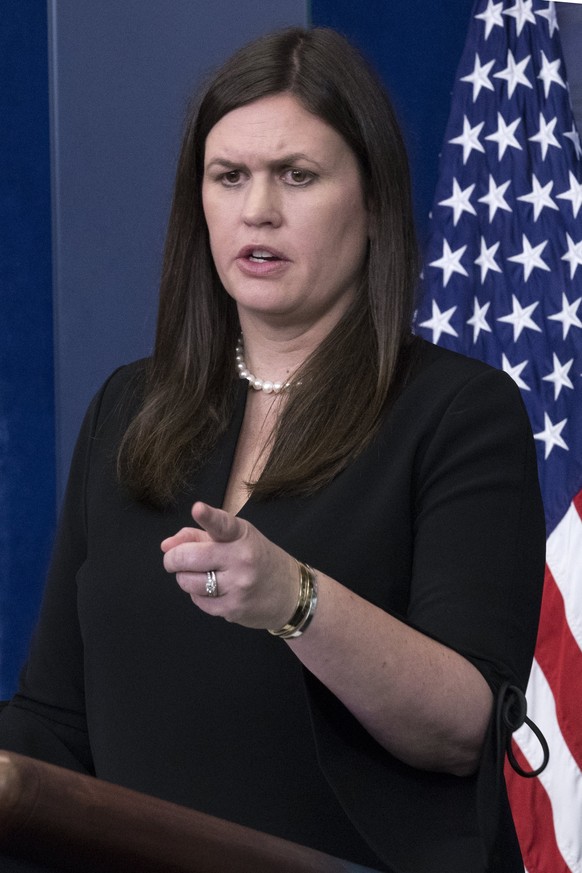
[503,0,536,36]
[561,233,582,279]
[534,412,568,460]
[537,51,567,99]
[517,175,558,221]
[564,124,582,160]
[528,114,561,160]
[476,0,504,38]
[498,294,542,341]
[556,171,582,218]
[461,54,496,102]
[502,353,530,391]
[474,238,502,283]
[467,297,492,342]
[535,2,559,37]
[419,300,459,344]
[485,113,522,160]
[429,239,469,287]
[449,116,486,164]
[493,50,532,98]
[507,235,550,281]
[478,175,512,222]
[548,293,582,339]
[438,179,476,225]
[543,353,574,400]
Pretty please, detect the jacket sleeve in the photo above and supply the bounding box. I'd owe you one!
[408,365,546,694]
[0,371,125,775]
[303,361,545,873]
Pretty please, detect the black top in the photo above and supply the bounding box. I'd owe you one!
[0,338,546,873]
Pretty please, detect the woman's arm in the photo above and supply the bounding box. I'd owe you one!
[0,370,129,775]
[288,573,493,776]
[162,368,545,777]
[163,503,491,776]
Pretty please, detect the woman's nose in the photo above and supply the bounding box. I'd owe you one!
[241,179,282,227]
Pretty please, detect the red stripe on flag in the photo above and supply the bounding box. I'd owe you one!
[534,566,582,771]
[505,747,569,873]
[573,488,582,519]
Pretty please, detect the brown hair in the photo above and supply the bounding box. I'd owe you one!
[118,27,418,505]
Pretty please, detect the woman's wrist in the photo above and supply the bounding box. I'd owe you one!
[268,561,318,639]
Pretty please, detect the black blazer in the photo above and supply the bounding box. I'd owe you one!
[0,338,545,873]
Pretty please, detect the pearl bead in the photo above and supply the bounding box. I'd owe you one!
[235,336,292,393]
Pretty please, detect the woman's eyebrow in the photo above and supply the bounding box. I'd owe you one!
[205,153,324,171]
[272,152,323,169]
[204,158,246,172]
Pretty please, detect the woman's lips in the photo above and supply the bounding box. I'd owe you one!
[235,245,290,277]
[236,244,288,260]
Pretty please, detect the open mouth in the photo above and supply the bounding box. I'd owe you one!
[248,249,280,263]
[238,245,287,264]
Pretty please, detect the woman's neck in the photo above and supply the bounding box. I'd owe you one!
[235,316,333,388]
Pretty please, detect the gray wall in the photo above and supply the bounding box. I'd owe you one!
[49,0,308,500]
[48,0,582,501]
[557,2,582,125]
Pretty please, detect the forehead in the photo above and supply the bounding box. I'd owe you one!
[204,93,349,162]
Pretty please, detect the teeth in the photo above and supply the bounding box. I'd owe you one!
[250,249,275,260]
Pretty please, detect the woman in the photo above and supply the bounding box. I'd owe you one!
[0,27,545,873]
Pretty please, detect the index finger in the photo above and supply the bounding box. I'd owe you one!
[191,501,245,543]
[160,526,207,552]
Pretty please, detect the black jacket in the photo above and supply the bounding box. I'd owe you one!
[0,338,546,872]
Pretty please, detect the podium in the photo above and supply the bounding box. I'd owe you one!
[0,751,354,872]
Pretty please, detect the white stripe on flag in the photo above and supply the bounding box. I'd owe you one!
[546,501,582,650]
[515,659,582,872]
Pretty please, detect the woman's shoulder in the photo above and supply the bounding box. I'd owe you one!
[83,358,151,437]
[410,336,500,380]
[99,357,149,400]
[406,336,517,399]
[100,357,150,394]
[394,336,528,433]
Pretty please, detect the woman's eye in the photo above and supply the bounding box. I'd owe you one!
[221,170,242,185]
[284,168,314,186]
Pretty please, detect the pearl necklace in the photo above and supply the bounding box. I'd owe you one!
[235,337,292,394]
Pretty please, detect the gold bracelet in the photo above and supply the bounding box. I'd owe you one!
[287,565,318,637]
[268,561,318,639]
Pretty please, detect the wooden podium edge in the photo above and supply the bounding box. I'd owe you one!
[0,751,353,873]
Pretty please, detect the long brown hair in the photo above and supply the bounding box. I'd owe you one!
[118,27,418,505]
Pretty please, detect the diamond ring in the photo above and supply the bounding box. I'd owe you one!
[205,570,218,597]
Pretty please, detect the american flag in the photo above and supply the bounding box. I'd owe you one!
[415,1,582,870]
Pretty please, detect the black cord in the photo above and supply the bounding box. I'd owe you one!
[497,682,550,778]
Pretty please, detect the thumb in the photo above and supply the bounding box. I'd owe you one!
[191,501,244,543]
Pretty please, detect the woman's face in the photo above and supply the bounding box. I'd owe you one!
[202,93,369,335]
